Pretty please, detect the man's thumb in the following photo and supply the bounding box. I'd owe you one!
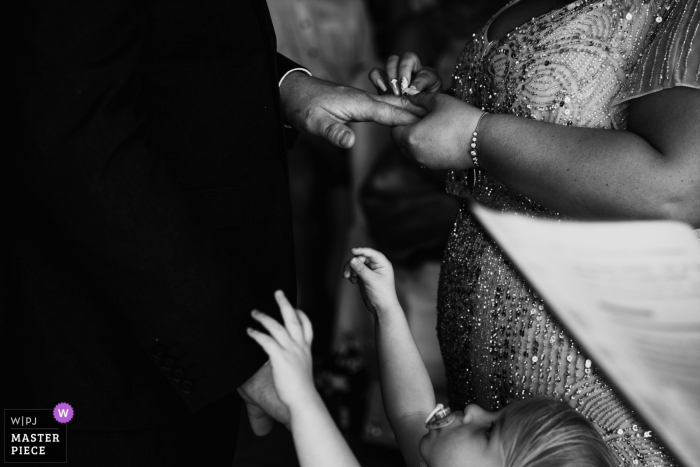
[319,118,355,148]
[244,401,275,436]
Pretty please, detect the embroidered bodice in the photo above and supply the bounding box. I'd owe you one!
[436,1,698,465]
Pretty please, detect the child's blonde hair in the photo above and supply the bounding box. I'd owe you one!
[498,397,617,467]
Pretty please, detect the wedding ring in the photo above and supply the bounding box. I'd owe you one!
[425,404,456,429]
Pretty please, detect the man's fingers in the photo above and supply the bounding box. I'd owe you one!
[243,400,275,436]
[274,290,304,344]
[360,99,422,127]
[237,364,291,435]
[372,94,428,118]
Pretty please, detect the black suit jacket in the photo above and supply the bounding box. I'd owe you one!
[4,0,300,431]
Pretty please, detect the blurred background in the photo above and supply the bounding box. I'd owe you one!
[235,0,506,465]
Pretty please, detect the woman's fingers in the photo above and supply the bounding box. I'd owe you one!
[383,53,427,95]
[398,52,421,94]
[274,290,305,344]
[251,310,295,349]
[410,68,442,93]
[386,55,400,95]
[368,68,389,93]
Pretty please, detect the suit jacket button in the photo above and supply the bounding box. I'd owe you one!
[162,357,175,370]
[179,380,194,394]
[151,345,166,360]
[170,368,185,382]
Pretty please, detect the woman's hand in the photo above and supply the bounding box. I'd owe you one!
[343,248,401,317]
[247,291,316,410]
[369,52,442,96]
[392,92,486,170]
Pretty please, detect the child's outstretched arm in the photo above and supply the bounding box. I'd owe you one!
[344,248,435,467]
[247,291,361,467]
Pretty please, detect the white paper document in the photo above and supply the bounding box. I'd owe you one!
[471,203,700,467]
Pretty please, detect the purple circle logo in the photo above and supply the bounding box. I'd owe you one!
[53,403,73,423]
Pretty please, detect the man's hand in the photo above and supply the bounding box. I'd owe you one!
[280,72,421,148]
[391,92,485,170]
[237,362,290,436]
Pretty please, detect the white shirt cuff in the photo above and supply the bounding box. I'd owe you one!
[279,68,312,129]
[278,67,312,88]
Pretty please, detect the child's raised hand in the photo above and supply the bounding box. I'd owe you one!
[247,290,316,409]
[343,247,400,317]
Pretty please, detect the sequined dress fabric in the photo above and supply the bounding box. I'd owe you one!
[437,0,700,465]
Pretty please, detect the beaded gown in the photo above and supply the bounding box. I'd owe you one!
[436,0,700,465]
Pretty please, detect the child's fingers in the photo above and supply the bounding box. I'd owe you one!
[247,327,283,359]
[296,310,314,345]
[342,259,353,279]
[350,248,389,270]
[343,257,365,284]
[349,257,372,279]
[274,290,304,344]
[251,310,295,349]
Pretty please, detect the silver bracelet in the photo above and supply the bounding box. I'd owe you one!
[469,112,488,168]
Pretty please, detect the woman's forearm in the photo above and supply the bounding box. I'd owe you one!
[477,90,700,226]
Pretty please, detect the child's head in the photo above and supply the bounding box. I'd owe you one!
[419,398,617,467]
